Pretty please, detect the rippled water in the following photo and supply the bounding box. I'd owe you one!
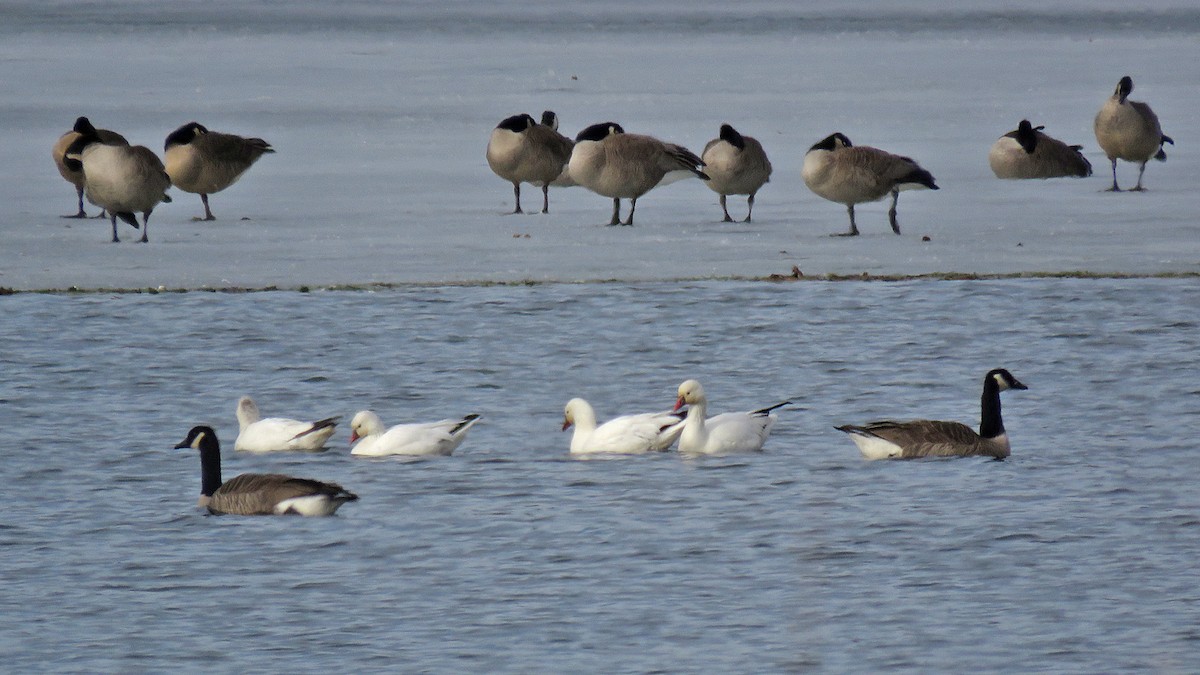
[1,278,1197,671]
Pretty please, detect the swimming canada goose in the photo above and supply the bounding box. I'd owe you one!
[562,397,686,455]
[164,122,274,220]
[835,368,1028,460]
[1094,76,1174,191]
[486,111,575,213]
[175,425,358,516]
[568,122,708,226]
[53,116,129,218]
[802,132,938,236]
[233,396,339,453]
[701,123,773,222]
[349,410,481,457]
[63,126,172,243]
[989,120,1092,179]
[673,380,789,455]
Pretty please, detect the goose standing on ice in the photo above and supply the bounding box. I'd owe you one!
[63,123,172,243]
[486,111,575,214]
[701,123,772,222]
[561,398,685,456]
[835,368,1028,460]
[801,132,938,236]
[175,426,358,516]
[568,122,708,226]
[989,120,1092,179]
[164,122,274,220]
[672,380,789,455]
[233,396,340,452]
[53,116,129,218]
[1094,76,1173,191]
[349,410,481,457]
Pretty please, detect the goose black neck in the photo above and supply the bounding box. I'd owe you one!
[198,443,223,496]
[979,376,1004,439]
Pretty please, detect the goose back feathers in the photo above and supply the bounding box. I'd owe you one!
[989,120,1092,179]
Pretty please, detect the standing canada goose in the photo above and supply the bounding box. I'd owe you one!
[233,396,340,453]
[802,132,938,236]
[701,123,773,222]
[1094,76,1174,191]
[164,122,274,220]
[349,410,481,457]
[175,425,358,516]
[63,126,172,243]
[53,116,129,218]
[568,122,708,226]
[562,398,686,455]
[485,111,575,214]
[672,380,789,455]
[835,368,1028,460]
[989,120,1092,179]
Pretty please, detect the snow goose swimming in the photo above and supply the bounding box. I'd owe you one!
[233,396,339,453]
[349,410,481,457]
[164,121,274,221]
[701,123,773,222]
[989,120,1092,179]
[486,111,575,214]
[672,380,789,455]
[801,132,938,236]
[568,121,708,225]
[63,121,172,243]
[53,116,129,218]
[835,368,1027,460]
[1094,76,1173,191]
[562,397,686,456]
[175,426,358,516]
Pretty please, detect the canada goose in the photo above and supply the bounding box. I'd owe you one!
[63,126,172,243]
[701,123,773,222]
[562,398,685,455]
[835,368,1028,460]
[164,122,274,220]
[53,117,129,218]
[672,380,789,455]
[174,425,358,516]
[568,122,708,226]
[989,120,1092,179]
[802,132,938,236]
[486,111,575,213]
[349,410,481,457]
[234,396,339,453]
[1094,76,1174,191]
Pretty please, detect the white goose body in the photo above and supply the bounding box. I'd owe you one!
[673,380,788,455]
[233,396,339,452]
[562,398,685,456]
[350,410,480,457]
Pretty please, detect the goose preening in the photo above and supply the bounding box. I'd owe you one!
[63,123,172,243]
[349,410,481,457]
[672,380,789,455]
[164,122,274,220]
[989,120,1092,179]
[1094,76,1173,191]
[701,123,772,222]
[233,396,339,453]
[568,122,708,226]
[562,397,686,456]
[835,368,1028,460]
[175,425,358,516]
[486,111,575,214]
[53,116,129,219]
[801,132,938,236]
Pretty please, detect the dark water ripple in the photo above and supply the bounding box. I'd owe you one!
[0,279,1197,671]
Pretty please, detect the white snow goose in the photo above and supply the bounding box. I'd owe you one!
[562,397,686,456]
[673,380,789,455]
[349,410,481,457]
[233,396,339,452]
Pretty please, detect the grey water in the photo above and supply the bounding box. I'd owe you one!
[1,278,1198,672]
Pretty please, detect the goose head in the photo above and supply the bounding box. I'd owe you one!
[575,122,625,143]
[674,379,707,411]
[987,368,1028,392]
[349,410,385,443]
[561,398,595,431]
[175,425,219,451]
[1013,120,1042,154]
[809,132,853,153]
[719,123,746,150]
[235,396,261,429]
[1115,75,1133,103]
[495,113,536,133]
[164,121,209,151]
[72,116,97,135]
[62,124,104,171]
[540,110,560,130]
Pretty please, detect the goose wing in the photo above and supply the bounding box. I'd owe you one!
[851,419,985,458]
[585,411,684,454]
[211,473,354,515]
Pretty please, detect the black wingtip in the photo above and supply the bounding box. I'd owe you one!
[115,212,139,228]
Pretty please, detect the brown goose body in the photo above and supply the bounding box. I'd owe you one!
[164,122,274,220]
[989,120,1092,179]
[64,127,172,243]
[53,117,129,218]
[701,124,772,222]
[1094,76,1173,191]
[486,111,575,214]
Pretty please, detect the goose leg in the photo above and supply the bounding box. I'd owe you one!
[888,188,902,235]
[1105,158,1121,192]
[196,194,216,221]
[63,186,89,218]
[140,210,151,243]
[608,198,621,226]
[621,198,637,226]
[743,193,755,223]
[720,194,733,222]
[510,183,523,214]
[834,204,860,237]
[110,213,120,243]
[541,184,550,214]
[1131,162,1148,191]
